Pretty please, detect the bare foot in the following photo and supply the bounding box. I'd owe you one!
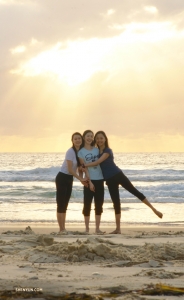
[57,230,68,235]
[154,210,163,219]
[95,230,106,235]
[83,231,90,235]
[109,229,121,234]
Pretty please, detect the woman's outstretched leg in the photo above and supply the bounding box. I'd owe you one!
[119,172,163,219]
[142,198,163,218]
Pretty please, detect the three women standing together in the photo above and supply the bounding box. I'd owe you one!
[55,130,163,234]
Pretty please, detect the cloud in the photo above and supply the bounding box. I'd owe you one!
[1,0,184,151]
[10,45,26,54]
[9,20,184,85]
[10,40,108,85]
[144,6,158,14]
[100,8,116,18]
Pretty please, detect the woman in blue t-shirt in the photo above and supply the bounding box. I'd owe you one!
[84,131,163,234]
[78,130,105,234]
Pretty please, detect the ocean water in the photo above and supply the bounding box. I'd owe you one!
[0,152,184,226]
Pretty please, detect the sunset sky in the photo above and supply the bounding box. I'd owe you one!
[1,0,184,152]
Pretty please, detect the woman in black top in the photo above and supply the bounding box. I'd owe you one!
[85,131,163,234]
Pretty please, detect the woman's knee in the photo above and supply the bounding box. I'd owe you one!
[82,204,91,216]
[57,203,67,213]
[95,206,103,215]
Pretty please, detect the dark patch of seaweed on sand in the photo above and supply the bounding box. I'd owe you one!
[134,268,184,279]
[131,230,184,238]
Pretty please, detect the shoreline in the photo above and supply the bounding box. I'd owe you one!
[0,223,184,234]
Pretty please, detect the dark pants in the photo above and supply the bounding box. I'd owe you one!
[55,172,73,213]
[83,180,104,216]
[106,172,146,214]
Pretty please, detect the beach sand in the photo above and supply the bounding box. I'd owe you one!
[0,224,184,299]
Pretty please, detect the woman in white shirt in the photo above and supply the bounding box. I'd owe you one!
[78,130,105,234]
[55,132,87,234]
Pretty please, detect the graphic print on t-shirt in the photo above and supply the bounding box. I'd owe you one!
[78,147,103,180]
[85,153,99,163]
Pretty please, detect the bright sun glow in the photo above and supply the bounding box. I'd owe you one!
[10,22,182,86]
[11,39,112,86]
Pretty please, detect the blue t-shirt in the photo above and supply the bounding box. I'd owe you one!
[78,147,104,180]
[99,148,121,180]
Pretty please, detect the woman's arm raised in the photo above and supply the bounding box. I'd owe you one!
[85,153,109,167]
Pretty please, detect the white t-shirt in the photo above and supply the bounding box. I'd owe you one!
[78,147,103,180]
[60,148,78,175]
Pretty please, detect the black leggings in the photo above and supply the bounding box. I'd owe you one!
[106,172,146,214]
[83,180,104,216]
[55,172,73,213]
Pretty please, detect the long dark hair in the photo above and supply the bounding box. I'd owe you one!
[71,132,83,166]
[82,130,95,146]
[94,131,109,148]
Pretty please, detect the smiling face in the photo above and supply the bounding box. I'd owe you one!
[95,133,106,148]
[72,134,83,149]
[83,131,94,146]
